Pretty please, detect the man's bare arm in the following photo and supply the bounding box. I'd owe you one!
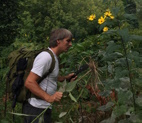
[25,72,62,103]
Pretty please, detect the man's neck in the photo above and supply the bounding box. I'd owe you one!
[50,47,61,56]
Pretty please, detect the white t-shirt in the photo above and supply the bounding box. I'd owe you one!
[28,48,59,109]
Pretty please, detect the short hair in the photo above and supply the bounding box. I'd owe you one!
[49,28,73,48]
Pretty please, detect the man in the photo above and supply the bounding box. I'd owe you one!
[22,28,76,123]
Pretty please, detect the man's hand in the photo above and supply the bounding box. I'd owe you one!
[66,73,75,80]
[58,73,77,82]
[70,75,77,82]
[66,73,77,82]
[47,92,63,103]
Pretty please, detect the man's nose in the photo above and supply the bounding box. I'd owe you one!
[69,42,72,46]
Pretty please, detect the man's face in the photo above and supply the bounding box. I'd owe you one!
[58,37,72,52]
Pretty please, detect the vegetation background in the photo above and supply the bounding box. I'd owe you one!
[0,0,142,122]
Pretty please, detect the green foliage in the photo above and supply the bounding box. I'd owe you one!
[122,0,139,28]
[136,0,142,20]
[0,0,19,46]
[1,0,142,122]
[15,0,100,44]
[58,1,142,122]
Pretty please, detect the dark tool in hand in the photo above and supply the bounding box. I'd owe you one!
[68,64,89,82]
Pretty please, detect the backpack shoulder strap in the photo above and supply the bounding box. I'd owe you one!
[46,49,55,75]
[38,48,56,83]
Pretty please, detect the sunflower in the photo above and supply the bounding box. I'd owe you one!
[98,16,105,24]
[103,27,108,32]
[88,14,96,21]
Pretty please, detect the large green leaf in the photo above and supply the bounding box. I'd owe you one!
[129,113,142,123]
[59,112,67,118]
[114,105,128,117]
[119,77,130,89]
[135,78,142,90]
[69,92,77,102]
[128,51,141,66]
[103,52,123,61]
[65,80,78,92]
[98,90,111,97]
[107,62,114,74]
[100,112,116,123]
[104,78,120,90]
[124,14,137,21]
[58,80,67,93]
[118,28,130,42]
[117,90,133,104]
[136,96,142,107]
[130,35,142,41]
[115,68,129,78]
[115,58,131,67]
[97,101,114,111]
[106,41,121,54]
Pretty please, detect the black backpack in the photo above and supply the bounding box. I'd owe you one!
[5,48,55,109]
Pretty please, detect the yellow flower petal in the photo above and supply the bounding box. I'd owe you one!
[98,16,105,24]
[110,15,114,19]
[103,27,108,32]
[104,11,112,17]
[88,14,96,21]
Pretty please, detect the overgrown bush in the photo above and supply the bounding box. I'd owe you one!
[1,0,142,123]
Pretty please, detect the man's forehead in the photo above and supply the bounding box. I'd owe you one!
[65,37,72,40]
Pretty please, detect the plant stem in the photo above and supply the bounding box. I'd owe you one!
[31,105,52,123]
[62,70,91,122]
[120,37,136,112]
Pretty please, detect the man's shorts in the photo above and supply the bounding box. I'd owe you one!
[22,101,51,123]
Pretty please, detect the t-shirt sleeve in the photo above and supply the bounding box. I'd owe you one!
[31,51,52,77]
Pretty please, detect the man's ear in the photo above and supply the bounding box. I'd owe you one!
[57,40,60,44]
[57,40,60,45]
